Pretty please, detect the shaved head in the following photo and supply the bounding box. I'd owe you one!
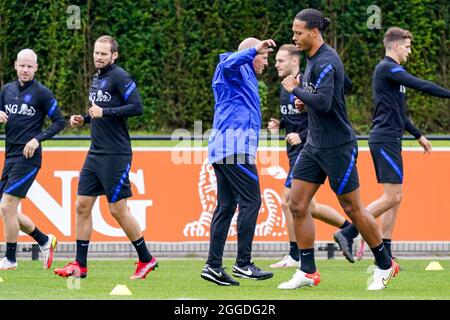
[17,49,38,63]
[238,37,261,51]
[15,48,38,84]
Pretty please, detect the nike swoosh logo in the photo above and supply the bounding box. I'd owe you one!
[81,243,89,247]
[382,268,395,286]
[302,252,311,256]
[136,240,144,246]
[378,245,385,252]
[234,266,253,276]
[208,267,222,278]
[307,274,319,280]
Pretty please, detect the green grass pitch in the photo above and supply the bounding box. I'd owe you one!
[0,258,449,300]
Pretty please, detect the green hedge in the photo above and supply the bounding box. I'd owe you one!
[0,0,448,134]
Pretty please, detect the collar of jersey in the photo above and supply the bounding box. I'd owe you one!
[308,43,327,61]
[97,63,116,76]
[16,79,35,92]
[384,56,398,65]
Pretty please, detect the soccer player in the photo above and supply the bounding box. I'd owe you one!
[335,27,450,262]
[277,9,399,291]
[201,38,276,286]
[0,49,64,270]
[54,36,157,280]
[268,44,352,268]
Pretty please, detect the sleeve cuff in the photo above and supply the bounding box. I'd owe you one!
[35,135,44,143]
[83,115,91,124]
[102,108,112,116]
[300,132,308,143]
[292,86,303,98]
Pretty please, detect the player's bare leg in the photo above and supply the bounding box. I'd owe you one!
[109,198,157,279]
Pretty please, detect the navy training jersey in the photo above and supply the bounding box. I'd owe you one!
[0,80,65,166]
[370,56,450,143]
[279,85,307,162]
[280,72,353,161]
[85,63,143,155]
[291,44,356,148]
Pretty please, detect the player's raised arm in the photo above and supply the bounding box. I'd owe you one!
[387,66,450,98]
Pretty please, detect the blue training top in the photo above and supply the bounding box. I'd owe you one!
[0,79,65,166]
[370,56,450,144]
[208,47,261,164]
[292,43,356,148]
[84,63,143,155]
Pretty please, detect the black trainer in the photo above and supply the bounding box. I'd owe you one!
[334,231,355,263]
[232,262,273,280]
[201,265,239,286]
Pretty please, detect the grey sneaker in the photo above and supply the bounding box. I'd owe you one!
[232,262,273,280]
[334,231,355,263]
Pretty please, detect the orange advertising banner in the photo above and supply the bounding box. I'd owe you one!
[1,147,449,242]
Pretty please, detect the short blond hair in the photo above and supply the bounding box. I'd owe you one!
[278,44,301,60]
[95,35,118,53]
[383,27,412,50]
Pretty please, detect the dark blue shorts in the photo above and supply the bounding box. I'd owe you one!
[77,153,132,203]
[285,164,294,189]
[0,157,39,199]
[284,146,304,189]
[291,140,360,195]
[369,142,403,184]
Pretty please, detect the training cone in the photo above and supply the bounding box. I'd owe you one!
[110,284,133,296]
[425,261,444,271]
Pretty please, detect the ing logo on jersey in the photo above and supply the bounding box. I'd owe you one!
[280,103,300,115]
[4,103,36,116]
[89,90,112,102]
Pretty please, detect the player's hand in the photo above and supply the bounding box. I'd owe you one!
[255,39,276,54]
[70,115,84,128]
[268,118,280,134]
[295,98,307,112]
[282,75,300,93]
[88,103,103,119]
[286,133,302,146]
[418,135,432,154]
[23,138,39,159]
[0,111,8,123]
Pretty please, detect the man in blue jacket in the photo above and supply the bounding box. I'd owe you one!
[201,38,276,286]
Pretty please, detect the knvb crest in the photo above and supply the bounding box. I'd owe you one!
[303,81,317,94]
